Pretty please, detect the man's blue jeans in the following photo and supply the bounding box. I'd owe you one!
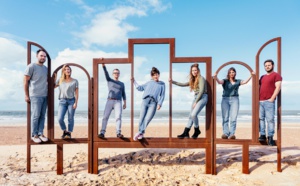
[259,100,275,137]
[221,96,239,136]
[138,97,157,134]
[186,94,208,128]
[58,98,76,132]
[101,99,122,135]
[31,96,47,137]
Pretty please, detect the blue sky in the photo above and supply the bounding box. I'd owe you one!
[0,0,299,111]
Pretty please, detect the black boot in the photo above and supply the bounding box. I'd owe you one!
[267,136,276,146]
[258,135,266,142]
[191,127,201,139]
[177,127,190,139]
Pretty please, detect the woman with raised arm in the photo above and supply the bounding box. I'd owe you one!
[54,65,79,139]
[214,67,254,139]
[131,67,165,141]
[170,63,208,139]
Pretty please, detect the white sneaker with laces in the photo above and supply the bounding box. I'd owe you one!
[38,135,48,142]
[133,132,140,141]
[137,133,143,140]
[32,135,41,143]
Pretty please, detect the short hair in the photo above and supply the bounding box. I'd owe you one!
[264,59,274,65]
[113,69,120,73]
[36,49,47,55]
[151,67,160,76]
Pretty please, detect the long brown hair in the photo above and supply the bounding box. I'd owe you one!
[189,63,200,91]
[59,65,72,85]
[226,67,236,80]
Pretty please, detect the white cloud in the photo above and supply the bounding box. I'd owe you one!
[74,0,171,48]
[0,37,27,70]
[77,6,144,47]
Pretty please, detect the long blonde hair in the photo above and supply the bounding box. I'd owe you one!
[189,63,200,91]
[59,65,71,85]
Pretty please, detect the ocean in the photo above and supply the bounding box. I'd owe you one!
[0,110,299,126]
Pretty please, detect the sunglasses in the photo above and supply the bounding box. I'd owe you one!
[113,72,120,74]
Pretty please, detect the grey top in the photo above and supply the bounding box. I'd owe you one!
[222,79,241,97]
[103,66,126,101]
[24,63,48,97]
[56,79,78,99]
[172,75,207,103]
[134,80,165,107]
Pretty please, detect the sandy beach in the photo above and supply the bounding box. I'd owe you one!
[0,123,299,185]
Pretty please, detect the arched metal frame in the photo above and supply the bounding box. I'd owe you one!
[92,38,213,174]
[212,61,256,174]
[26,42,93,174]
[255,37,282,172]
[26,42,51,173]
[50,63,93,174]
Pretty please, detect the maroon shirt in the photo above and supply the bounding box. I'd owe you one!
[259,72,282,101]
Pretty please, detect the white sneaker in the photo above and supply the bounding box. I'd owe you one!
[133,133,140,141]
[38,135,48,142]
[32,135,41,143]
[137,133,143,140]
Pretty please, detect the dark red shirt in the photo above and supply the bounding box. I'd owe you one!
[259,72,282,101]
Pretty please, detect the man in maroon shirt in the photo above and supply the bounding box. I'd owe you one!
[258,59,282,146]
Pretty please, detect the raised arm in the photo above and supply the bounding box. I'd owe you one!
[214,73,224,84]
[169,78,189,87]
[240,71,255,85]
[102,64,111,81]
[131,77,145,91]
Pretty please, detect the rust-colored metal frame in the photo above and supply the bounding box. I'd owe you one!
[212,61,256,174]
[255,37,282,172]
[92,38,213,174]
[26,42,93,174]
[212,37,282,174]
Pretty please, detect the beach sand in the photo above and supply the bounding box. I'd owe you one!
[0,123,299,185]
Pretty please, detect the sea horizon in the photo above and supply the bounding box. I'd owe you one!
[1,110,300,126]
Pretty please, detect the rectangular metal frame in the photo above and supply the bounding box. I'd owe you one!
[92,38,213,174]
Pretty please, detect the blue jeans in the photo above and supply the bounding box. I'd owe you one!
[221,96,239,136]
[30,96,47,137]
[138,97,157,134]
[186,94,208,128]
[58,98,76,132]
[101,100,122,135]
[259,101,275,137]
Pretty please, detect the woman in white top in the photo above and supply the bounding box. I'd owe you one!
[54,65,79,139]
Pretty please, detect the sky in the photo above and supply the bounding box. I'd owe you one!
[0,0,299,111]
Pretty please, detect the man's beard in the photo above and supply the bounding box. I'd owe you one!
[39,59,46,63]
[266,66,273,73]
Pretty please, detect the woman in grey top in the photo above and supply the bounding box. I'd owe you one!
[131,67,165,141]
[170,63,208,139]
[214,67,254,139]
[54,65,79,139]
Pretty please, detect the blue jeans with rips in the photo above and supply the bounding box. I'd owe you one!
[101,99,122,135]
[138,97,157,134]
[259,100,275,137]
[30,96,47,137]
[58,98,76,132]
[221,96,239,136]
[186,94,208,129]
